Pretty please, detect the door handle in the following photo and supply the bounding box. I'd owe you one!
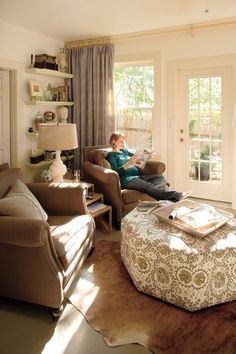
[179,137,184,142]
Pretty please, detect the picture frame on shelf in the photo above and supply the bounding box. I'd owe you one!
[28,80,42,101]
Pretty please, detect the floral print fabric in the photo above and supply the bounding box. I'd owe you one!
[121,209,236,311]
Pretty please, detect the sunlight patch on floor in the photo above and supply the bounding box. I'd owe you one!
[42,304,84,354]
[69,276,100,314]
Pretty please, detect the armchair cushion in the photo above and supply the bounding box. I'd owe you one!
[93,149,111,168]
[49,214,95,270]
[0,179,48,220]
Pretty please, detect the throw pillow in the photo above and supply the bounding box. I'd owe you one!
[0,179,48,220]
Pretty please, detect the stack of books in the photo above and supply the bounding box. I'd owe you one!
[87,202,107,214]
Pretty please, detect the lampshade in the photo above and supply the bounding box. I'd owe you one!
[37,123,78,151]
[37,123,78,183]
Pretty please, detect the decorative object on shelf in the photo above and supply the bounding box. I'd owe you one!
[43,83,53,101]
[64,168,73,180]
[34,53,58,71]
[29,80,42,101]
[28,54,34,68]
[30,148,45,164]
[73,169,80,182]
[33,111,45,132]
[57,106,69,123]
[52,85,68,101]
[44,111,55,121]
[40,168,53,182]
[57,48,68,73]
[37,123,78,182]
[44,151,56,161]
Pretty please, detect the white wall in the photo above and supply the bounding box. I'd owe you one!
[115,24,236,207]
[0,20,63,180]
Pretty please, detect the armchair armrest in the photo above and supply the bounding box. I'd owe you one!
[27,182,87,215]
[0,216,64,307]
[83,161,119,185]
[140,160,165,176]
[83,161,124,221]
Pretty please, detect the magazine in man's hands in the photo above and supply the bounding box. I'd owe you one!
[133,148,154,169]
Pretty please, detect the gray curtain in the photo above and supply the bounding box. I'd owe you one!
[67,43,115,169]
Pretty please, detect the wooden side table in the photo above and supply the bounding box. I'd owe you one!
[86,192,112,234]
[63,180,112,234]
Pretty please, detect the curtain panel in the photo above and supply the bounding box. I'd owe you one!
[67,43,115,169]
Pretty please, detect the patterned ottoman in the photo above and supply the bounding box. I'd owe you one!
[121,208,236,311]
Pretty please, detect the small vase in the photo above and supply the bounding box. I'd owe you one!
[44,83,53,101]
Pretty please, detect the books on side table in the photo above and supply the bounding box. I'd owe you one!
[87,201,107,214]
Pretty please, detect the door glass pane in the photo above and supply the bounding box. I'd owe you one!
[188,76,222,184]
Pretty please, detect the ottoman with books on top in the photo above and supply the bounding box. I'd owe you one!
[121,200,236,311]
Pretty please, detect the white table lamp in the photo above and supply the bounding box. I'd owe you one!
[37,123,78,182]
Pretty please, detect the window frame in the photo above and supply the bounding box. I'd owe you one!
[114,52,161,158]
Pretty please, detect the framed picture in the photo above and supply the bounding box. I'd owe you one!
[29,80,42,98]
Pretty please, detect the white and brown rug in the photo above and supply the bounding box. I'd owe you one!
[68,240,236,354]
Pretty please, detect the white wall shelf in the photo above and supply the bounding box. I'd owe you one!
[25,101,74,106]
[25,132,38,137]
[25,68,73,79]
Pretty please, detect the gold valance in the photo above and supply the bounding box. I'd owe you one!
[65,37,112,49]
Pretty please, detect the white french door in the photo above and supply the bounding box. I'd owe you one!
[0,69,10,165]
[175,67,233,202]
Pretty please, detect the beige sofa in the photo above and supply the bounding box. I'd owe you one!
[0,164,95,318]
[83,145,166,227]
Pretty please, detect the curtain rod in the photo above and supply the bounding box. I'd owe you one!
[65,18,236,48]
[65,37,112,49]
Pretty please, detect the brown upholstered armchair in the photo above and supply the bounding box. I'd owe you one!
[0,164,95,318]
[82,145,166,227]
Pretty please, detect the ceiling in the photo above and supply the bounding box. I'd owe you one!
[1,0,236,42]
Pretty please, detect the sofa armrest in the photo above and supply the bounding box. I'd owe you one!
[0,217,51,246]
[140,160,165,176]
[0,216,64,307]
[27,182,88,215]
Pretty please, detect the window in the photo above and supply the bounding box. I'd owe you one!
[114,63,154,150]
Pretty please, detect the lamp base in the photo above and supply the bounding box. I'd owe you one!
[49,150,67,182]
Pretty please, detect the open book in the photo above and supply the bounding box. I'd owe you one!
[133,148,154,169]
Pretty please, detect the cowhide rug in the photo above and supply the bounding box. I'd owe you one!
[68,240,236,354]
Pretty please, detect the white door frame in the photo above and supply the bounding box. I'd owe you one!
[0,57,22,167]
[167,55,236,208]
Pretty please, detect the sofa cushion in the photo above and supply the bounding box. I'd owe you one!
[0,179,48,220]
[0,168,23,199]
[49,214,95,270]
